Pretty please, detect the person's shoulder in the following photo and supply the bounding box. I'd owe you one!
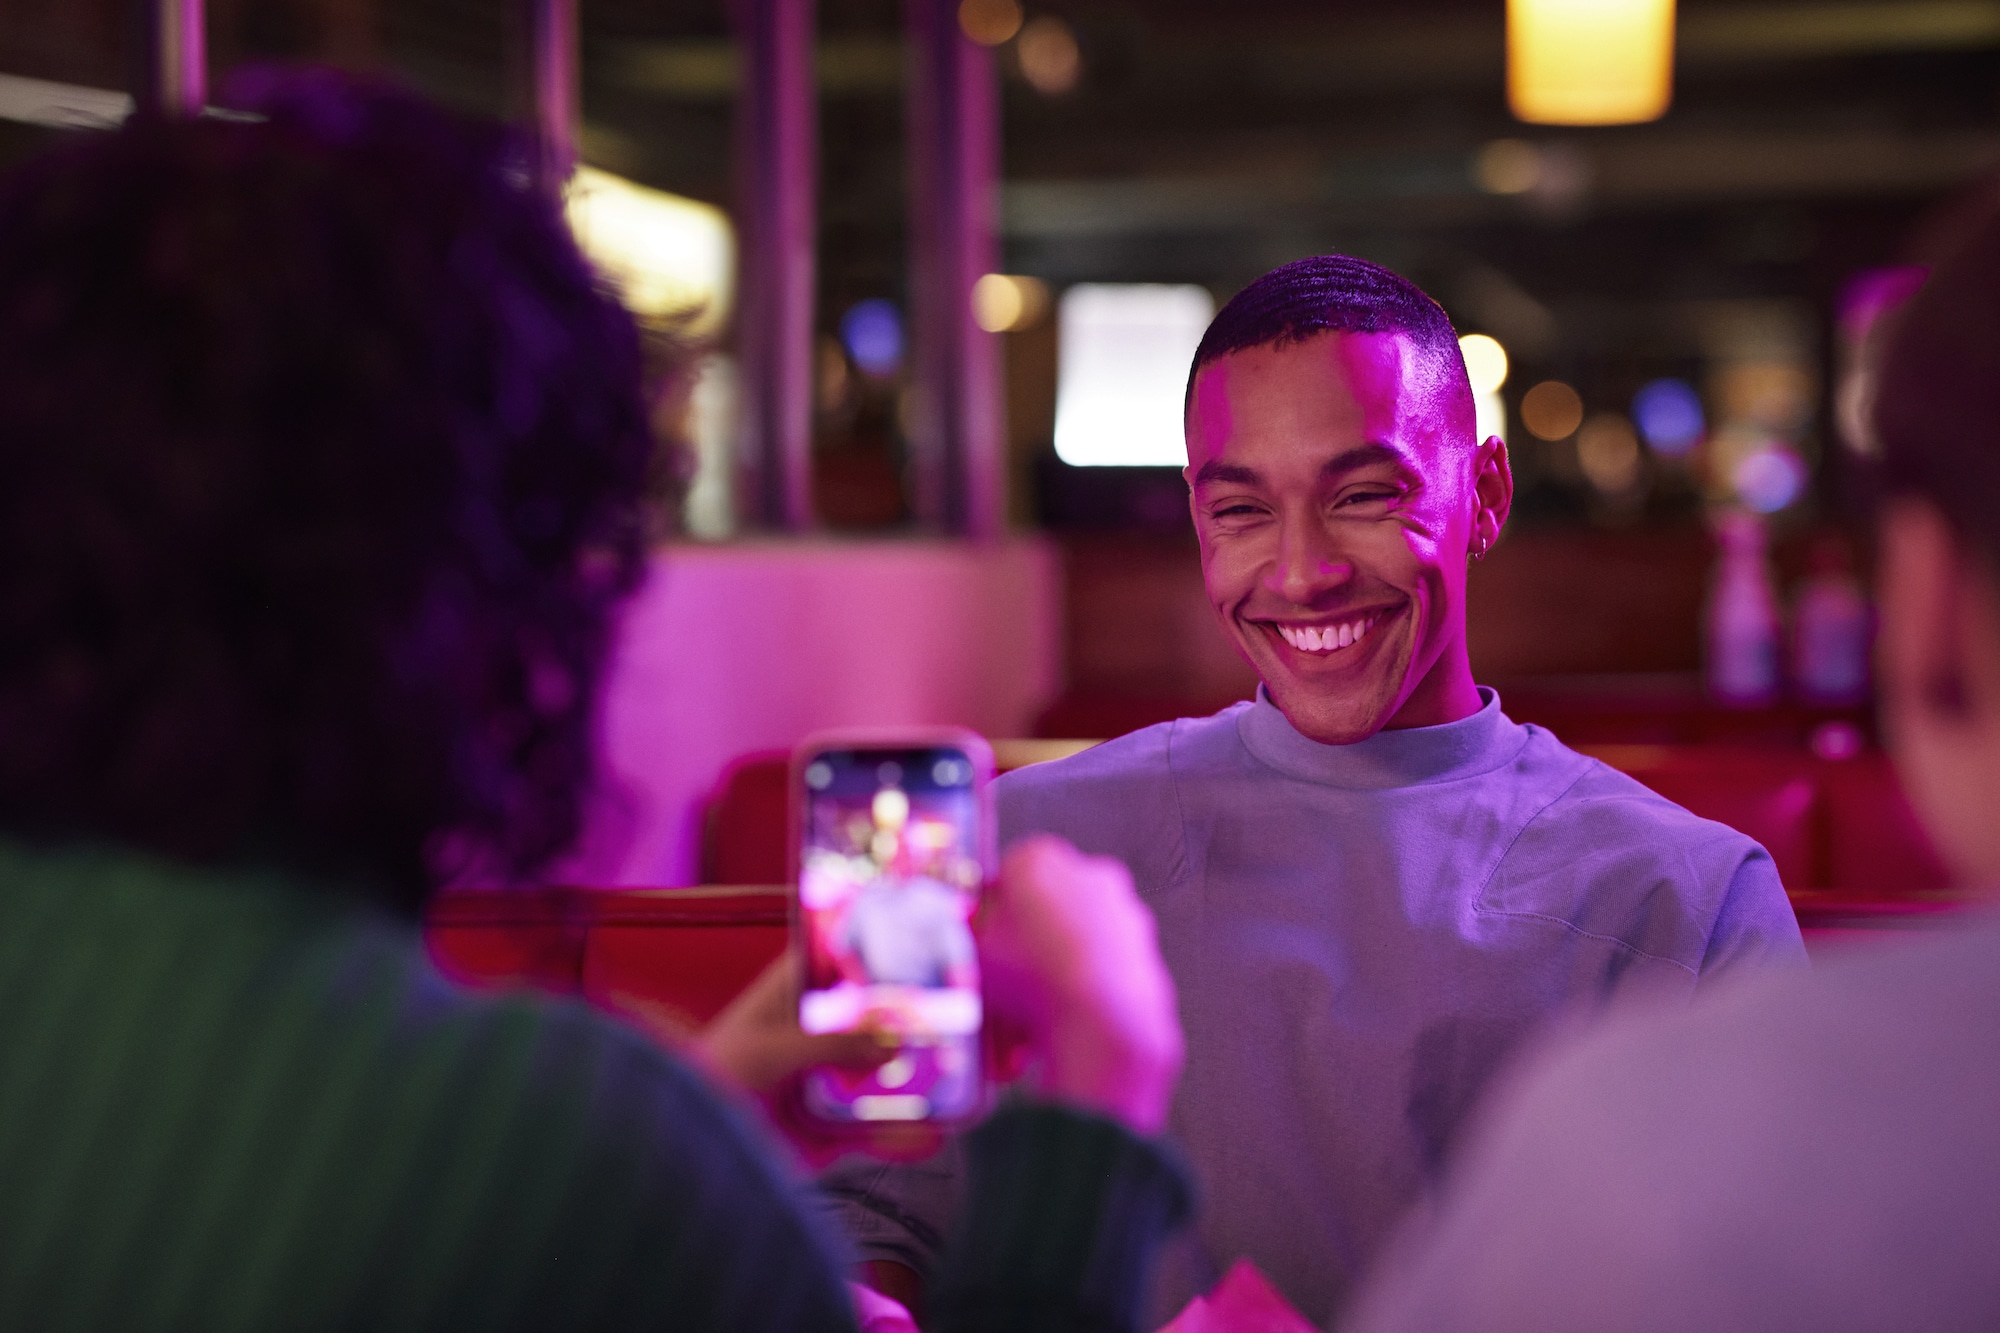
[998,703,1247,804]
[1506,918,2000,1221]
[1350,921,2000,1333]
[389,951,857,1325]
[1514,729,1758,855]
[1501,728,1776,889]
[0,841,854,1329]
[1481,727,1792,969]
[995,703,1250,877]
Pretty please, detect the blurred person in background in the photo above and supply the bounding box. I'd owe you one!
[829,256,1806,1326]
[0,71,1188,1331]
[1342,205,2000,1333]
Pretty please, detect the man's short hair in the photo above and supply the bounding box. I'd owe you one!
[1185,255,1474,435]
[1876,206,2000,571]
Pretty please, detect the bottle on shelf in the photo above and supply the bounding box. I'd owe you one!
[1791,534,1872,706]
[1705,508,1782,707]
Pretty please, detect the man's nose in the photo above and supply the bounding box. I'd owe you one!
[1268,519,1355,606]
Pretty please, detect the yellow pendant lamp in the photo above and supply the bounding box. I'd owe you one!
[1508,0,1675,126]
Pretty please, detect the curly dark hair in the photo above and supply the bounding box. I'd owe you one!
[0,69,654,915]
[1187,255,1472,429]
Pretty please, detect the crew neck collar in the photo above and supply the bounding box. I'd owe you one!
[1236,685,1525,790]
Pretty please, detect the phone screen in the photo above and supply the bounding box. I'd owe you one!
[796,743,985,1123]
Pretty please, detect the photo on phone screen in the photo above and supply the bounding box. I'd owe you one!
[796,741,987,1123]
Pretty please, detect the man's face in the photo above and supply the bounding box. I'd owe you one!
[1185,330,1503,745]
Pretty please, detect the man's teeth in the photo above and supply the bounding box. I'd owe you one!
[1277,617,1375,653]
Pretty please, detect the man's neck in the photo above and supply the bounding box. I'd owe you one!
[1382,647,1483,731]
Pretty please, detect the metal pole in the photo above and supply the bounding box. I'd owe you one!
[135,0,206,117]
[904,0,1003,539]
[733,0,818,532]
[513,0,579,194]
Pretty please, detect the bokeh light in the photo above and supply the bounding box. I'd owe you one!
[1577,413,1643,494]
[1018,16,1083,95]
[958,0,1023,46]
[840,299,905,378]
[565,167,734,333]
[1458,333,1509,395]
[1054,283,1215,467]
[1507,0,1674,126]
[1733,443,1809,514]
[1472,140,1540,195]
[972,273,1052,333]
[1631,378,1705,456]
[1521,380,1584,440]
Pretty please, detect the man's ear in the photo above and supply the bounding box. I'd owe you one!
[1469,435,1514,560]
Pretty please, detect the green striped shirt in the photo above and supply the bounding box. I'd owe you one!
[0,839,855,1331]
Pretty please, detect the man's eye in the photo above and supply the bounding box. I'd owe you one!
[1212,503,1264,518]
[1337,489,1399,508]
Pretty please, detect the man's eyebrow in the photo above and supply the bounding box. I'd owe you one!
[1192,443,1413,488]
[1320,443,1409,478]
[1191,459,1263,487]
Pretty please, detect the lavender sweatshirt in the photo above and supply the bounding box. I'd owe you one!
[824,690,1806,1325]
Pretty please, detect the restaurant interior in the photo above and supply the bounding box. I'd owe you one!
[5,0,1992,1024]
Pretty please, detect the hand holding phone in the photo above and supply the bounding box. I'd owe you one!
[691,951,945,1168]
[978,837,1182,1134]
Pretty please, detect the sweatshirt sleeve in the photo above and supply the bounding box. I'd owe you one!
[926,1104,1194,1333]
[1698,852,1808,983]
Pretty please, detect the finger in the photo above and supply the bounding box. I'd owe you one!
[731,950,804,1018]
[797,1028,901,1071]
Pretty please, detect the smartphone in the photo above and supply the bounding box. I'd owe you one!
[792,729,993,1124]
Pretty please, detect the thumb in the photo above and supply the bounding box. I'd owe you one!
[797,1027,901,1073]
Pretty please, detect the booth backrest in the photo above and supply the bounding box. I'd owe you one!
[582,888,788,1031]
[425,886,789,1032]
[425,888,588,992]
[703,752,791,886]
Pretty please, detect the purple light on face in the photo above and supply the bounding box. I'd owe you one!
[841,299,905,377]
[1735,443,1809,514]
[1632,378,1704,456]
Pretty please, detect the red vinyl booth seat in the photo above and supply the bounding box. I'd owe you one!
[703,752,791,887]
[582,888,788,1031]
[425,888,588,992]
[425,886,789,1034]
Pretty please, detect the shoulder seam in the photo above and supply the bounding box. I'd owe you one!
[1472,756,1700,979]
[1477,907,1701,978]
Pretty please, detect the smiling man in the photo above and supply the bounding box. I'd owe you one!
[1185,305,1502,745]
[827,256,1806,1325]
